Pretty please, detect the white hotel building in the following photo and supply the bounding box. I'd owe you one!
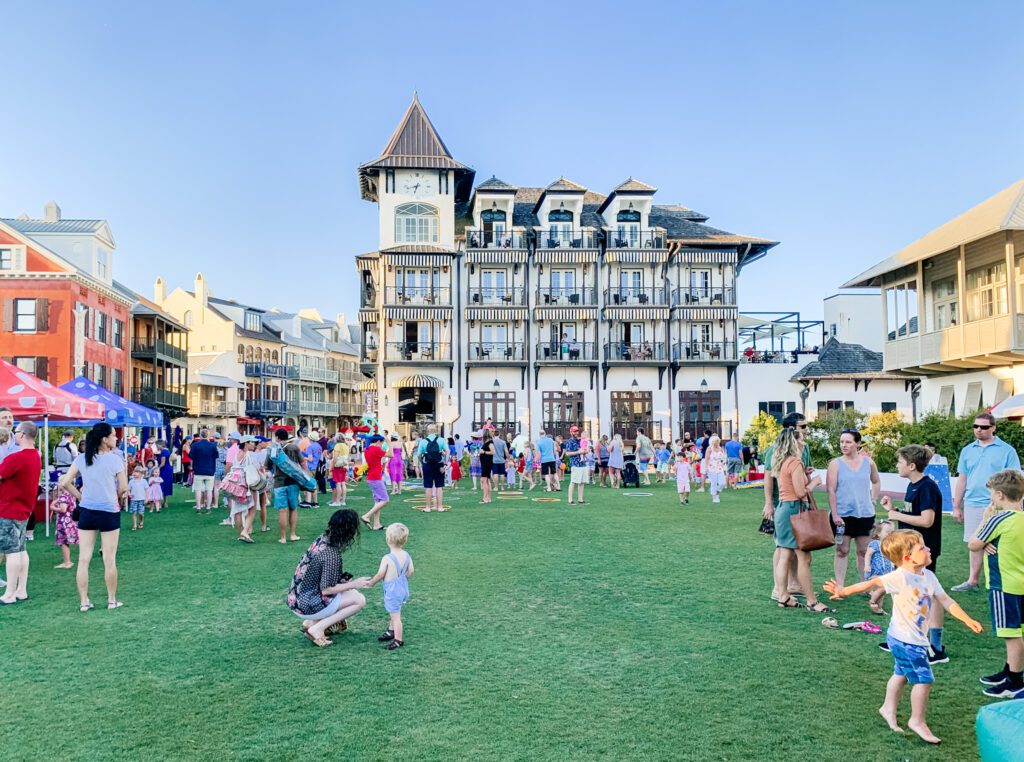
[355,96,777,442]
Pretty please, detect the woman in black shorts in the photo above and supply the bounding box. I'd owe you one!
[60,422,129,611]
[479,430,494,504]
[825,429,881,589]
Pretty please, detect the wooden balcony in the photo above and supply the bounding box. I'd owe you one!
[883,313,1024,373]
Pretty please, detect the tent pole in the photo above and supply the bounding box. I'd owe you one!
[44,415,50,538]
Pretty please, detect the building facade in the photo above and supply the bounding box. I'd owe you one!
[0,203,132,392]
[844,179,1024,416]
[356,96,778,442]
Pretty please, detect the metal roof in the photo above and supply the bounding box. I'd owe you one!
[843,178,1024,288]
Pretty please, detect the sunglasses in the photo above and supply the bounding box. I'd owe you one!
[796,424,808,430]
[841,428,860,435]
[973,424,993,430]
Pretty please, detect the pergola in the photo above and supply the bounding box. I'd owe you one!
[738,311,825,352]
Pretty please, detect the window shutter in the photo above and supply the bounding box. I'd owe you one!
[36,298,50,331]
[1,299,12,332]
[12,245,27,271]
[36,356,48,381]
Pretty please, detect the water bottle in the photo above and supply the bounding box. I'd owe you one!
[835,522,845,546]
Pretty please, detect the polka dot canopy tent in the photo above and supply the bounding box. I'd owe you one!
[0,359,106,421]
[58,376,164,427]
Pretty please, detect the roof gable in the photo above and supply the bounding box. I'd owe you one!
[789,338,914,380]
[0,217,115,248]
[360,94,468,172]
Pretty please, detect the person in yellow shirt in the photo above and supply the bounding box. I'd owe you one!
[329,434,351,507]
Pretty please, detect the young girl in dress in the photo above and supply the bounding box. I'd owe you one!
[387,435,404,495]
[506,449,518,489]
[128,466,148,531]
[449,452,462,488]
[863,520,896,615]
[468,437,482,491]
[521,443,536,491]
[674,451,692,505]
[52,490,79,567]
[145,458,164,512]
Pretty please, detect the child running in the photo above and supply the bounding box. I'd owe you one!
[863,520,896,615]
[967,468,1024,699]
[675,452,692,505]
[128,466,148,531]
[823,529,983,744]
[368,522,415,650]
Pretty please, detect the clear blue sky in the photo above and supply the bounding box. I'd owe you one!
[2,1,1022,327]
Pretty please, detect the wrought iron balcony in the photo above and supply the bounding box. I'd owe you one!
[287,400,340,417]
[535,341,598,362]
[673,286,737,307]
[244,362,296,379]
[606,230,666,249]
[674,341,738,362]
[384,342,452,362]
[245,398,287,417]
[535,229,601,250]
[605,342,667,361]
[604,287,668,306]
[295,365,340,383]
[465,229,527,250]
[132,337,188,365]
[468,287,526,306]
[468,342,527,362]
[338,402,365,417]
[535,287,597,306]
[384,287,451,305]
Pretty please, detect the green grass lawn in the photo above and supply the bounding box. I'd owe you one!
[0,479,1004,760]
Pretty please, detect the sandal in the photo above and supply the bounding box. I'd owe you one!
[777,597,803,609]
[79,602,94,613]
[807,602,835,614]
[325,620,348,636]
[107,600,124,610]
[303,630,333,648]
[378,628,395,642]
[869,603,887,615]
[360,517,372,529]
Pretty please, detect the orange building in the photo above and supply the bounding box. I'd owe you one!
[0,204,132,392]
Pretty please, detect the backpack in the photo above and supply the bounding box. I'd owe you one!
[424,436,443,466]
[54,441,74,467]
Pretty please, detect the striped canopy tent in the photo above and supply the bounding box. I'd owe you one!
[58,377,164,427]
[392,374,444,388]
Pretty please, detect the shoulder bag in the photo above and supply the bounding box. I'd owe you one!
[790,474,834,551]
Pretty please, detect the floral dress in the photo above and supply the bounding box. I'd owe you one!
[468,441,482,477]
[53,492,79,547]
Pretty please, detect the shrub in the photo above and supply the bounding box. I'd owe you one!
[807,408,867,468]
[862,410,904,472]
[742,411,781,452]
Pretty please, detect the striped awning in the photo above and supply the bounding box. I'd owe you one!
[384,306,453,320]
[603,250,670,264]
[355,254,379,268]
[464,307,528,321]
[464,250,528,264]
[393,374,445,389]
[383,254,453,266]
[358,309,379,324]
[675,307,738,320]
[356,378,377,391]
[534,250,599,264]
[535,307,597,321]
[674,248,738,264]
[603,306,670,320]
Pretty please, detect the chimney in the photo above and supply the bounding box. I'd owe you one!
[154,277,166,304]
[194,272,207,307]
[336,312,346,327]
[44,200,61,222]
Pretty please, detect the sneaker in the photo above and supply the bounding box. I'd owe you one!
[878,642,891,652]
[928,649,949,665]
[982,679,1024,699]
[951,581,980,592]
[328,502,341,507]
[980,667,1009,686]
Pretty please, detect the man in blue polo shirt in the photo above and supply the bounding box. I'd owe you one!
[952,412,1021,591]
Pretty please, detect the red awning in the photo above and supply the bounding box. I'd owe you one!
[0,359,105,420]
[236,417,261,425]
[270,424,293,432]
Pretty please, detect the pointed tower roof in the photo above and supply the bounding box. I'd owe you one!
[358,94,472,201]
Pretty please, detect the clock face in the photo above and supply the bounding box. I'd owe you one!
[402,171,434,198]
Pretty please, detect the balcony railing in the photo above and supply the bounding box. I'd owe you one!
[674,341,738,362]
[465,229,527,249]
[193,400,242,417]
[535,229,601,249]
[738,349,799,364]
[132,337,187,364]
[468,287,526,306]
[339,402,365,418]
[337,370,366,386]
[245,398,287,417]
[605,342,667,361]
[384,287,451,305]
[360,288,377,308]
[133,387,187,410]
[468,342,527,362]
[471,420,518,433]
[536,287,597,306]
[295,365,340,383]
[535,342,598,361]
[680,419,735,440]
[611,420,663,445]
[244,362,294,379]
[673,286,736,307]
[287,400,340,417]
[607,230,666,249]
[384,342,452,362]
[605,287,668,306]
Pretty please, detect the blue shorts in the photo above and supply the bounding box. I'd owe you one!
[274,484,300,511]
[887,635,933,684]
[128,500,146,515]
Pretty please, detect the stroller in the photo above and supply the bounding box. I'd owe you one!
[621,457,641,488]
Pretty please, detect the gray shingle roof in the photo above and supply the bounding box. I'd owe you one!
[544,177,587,193]
[790,338,918,380]
[611,178,657,193]
[477,176,517,192]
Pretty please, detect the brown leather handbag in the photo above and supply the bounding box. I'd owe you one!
[790,478,835,552]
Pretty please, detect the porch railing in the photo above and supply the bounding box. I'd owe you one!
[535,342,597,361]
[468,342,527,361]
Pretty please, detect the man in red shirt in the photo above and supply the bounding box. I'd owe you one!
[360,435,390,530]
[0,421,43,605]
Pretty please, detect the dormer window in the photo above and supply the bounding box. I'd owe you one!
[548,208,573,246]
[244,311,261,332]
[480,208,506,247]
[616,209,641,248]
[395,202,439,243]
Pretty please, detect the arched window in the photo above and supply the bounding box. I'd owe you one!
[548,209,573,246]
[616,209,641,223]
[272,350,279,362]
[394,202,439,243]
[245,346,254,361]
[237,344,245,363]
[184,310,193,328]
[616,209,641,247]
[480,208,506,247]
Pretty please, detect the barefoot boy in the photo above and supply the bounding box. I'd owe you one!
[968,469,1024,699]
[368,522,414,650]
[823,529,983,744]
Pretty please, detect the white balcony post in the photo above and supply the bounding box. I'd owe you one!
[957,244,967,325]
[916,260,926,335]
[1006,230,1017,349]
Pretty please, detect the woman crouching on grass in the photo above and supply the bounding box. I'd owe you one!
[286,509,372,648]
